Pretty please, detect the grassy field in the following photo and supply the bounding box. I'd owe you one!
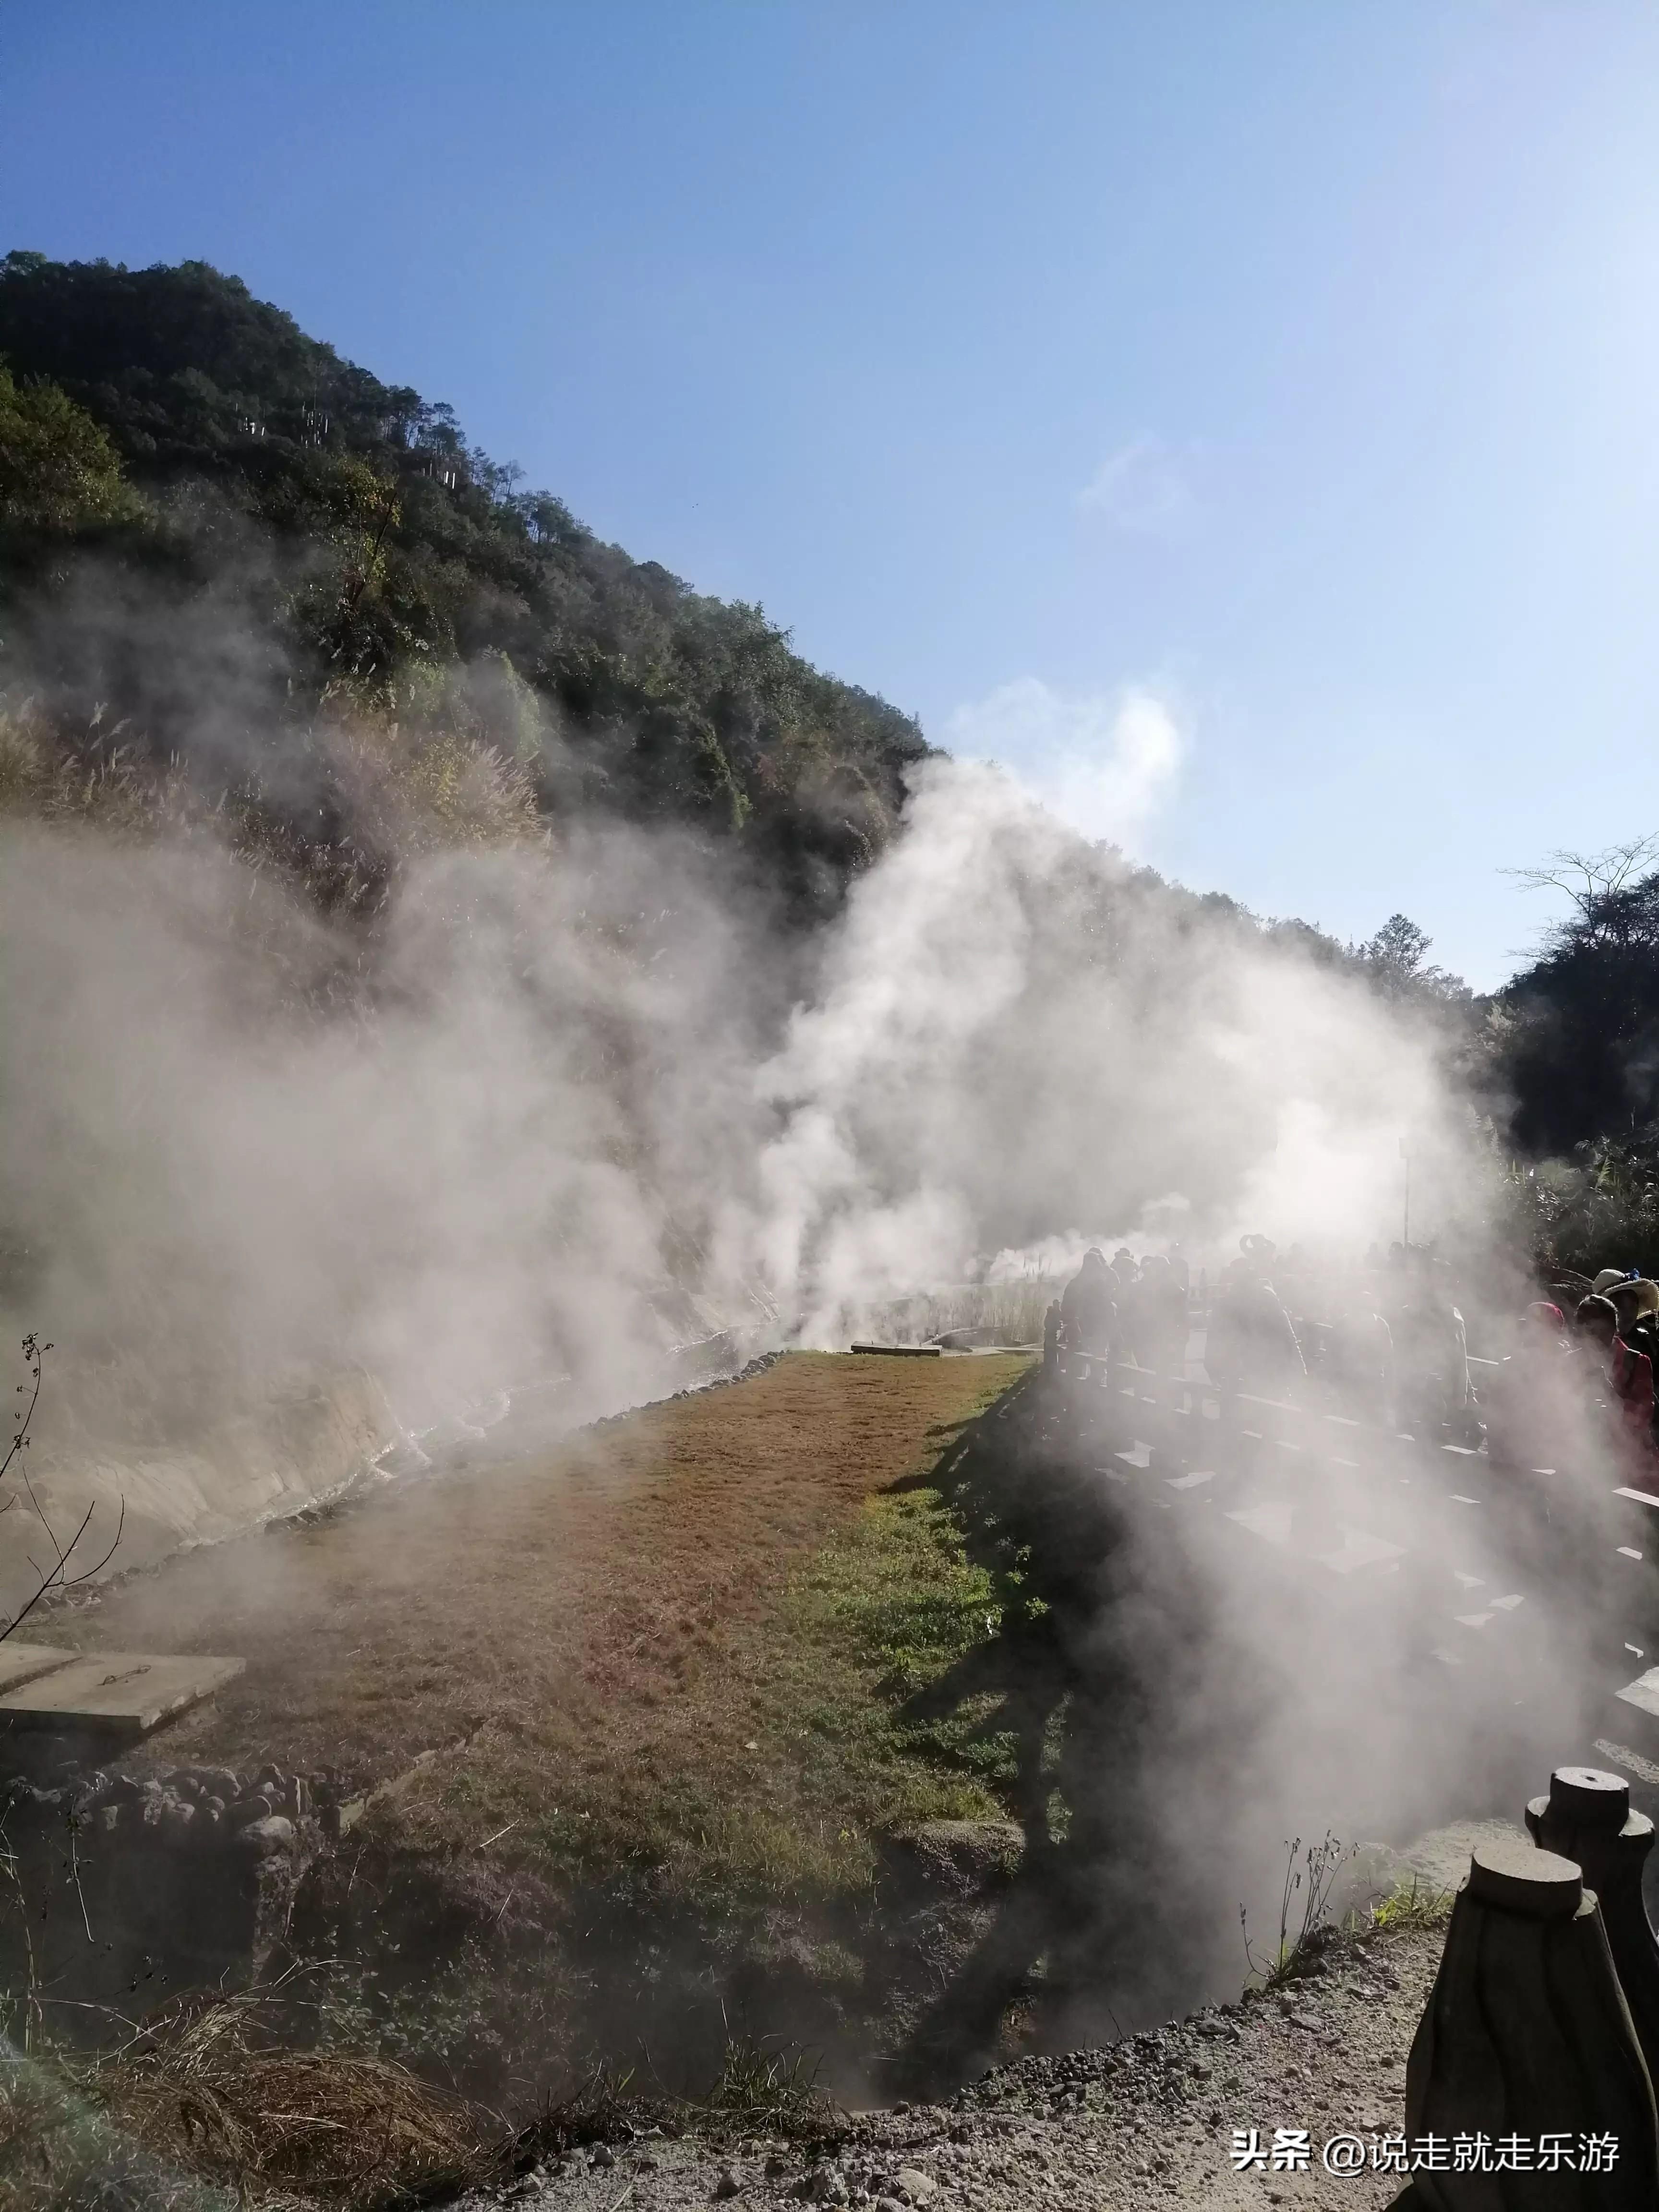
[64,1352,1031,1912]
[2,1353,1049,2199]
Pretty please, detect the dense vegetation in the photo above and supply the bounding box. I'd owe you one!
[0,250,927,919]
[1483,842,1659,1275]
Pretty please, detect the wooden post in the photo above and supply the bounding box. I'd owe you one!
[1527,1765,1659,2097]
[1405,1837,1659,2208]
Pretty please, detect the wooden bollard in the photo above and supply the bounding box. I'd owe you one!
[1527,1765,1659,2095]
[1406,1837,1659,2208]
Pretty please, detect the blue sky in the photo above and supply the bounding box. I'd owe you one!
[5,1,1658,986]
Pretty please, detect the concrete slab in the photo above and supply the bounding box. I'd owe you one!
[1310,1528,1407,1575]
[1597,1738,1659,1788]
[0,1651,244,1740]
[1225,1501,1295,1548]
[1615,1666,1659,1721]
[0,1644,77,1695]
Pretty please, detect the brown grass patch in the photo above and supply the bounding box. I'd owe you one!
[0,1979,488,2212]
[94,1986,488,2210]
[61,1354,1029,1895]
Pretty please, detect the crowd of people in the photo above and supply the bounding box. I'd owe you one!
[1049,1232,1659,1474]
[1549,1268,1659,1468]
[1054,1245,1189,1371]
[1050,1233,1479,1441]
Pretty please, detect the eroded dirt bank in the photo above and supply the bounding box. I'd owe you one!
[457,1907,1450,2212]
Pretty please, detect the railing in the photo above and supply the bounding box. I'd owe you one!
[1040,1310,1659,1719]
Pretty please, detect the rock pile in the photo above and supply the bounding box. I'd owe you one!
[0,1759,360,2022]
[2,1758,357,1848]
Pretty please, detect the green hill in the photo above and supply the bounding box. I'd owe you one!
[0,250,927,918]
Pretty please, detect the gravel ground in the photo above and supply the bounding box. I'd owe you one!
[461,1825,1526,2212]
[462,1898,1465,2212]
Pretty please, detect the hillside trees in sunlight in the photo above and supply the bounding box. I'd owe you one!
[0,252,927,920]
[1356,913,1469,1005]
[0,360,142,535]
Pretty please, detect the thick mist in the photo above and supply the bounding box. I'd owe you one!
[2,700,1562,2048]
[2,744,1491,1452]
[744,755,1489,1340]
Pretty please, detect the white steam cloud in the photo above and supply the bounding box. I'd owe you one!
[1,745,1487,1463]
[944,679,1184,850]
[732,753,1477,1345]
[0,717,1561,2044]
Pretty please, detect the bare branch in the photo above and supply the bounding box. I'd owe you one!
[0,1333,47,1494]
[0,1336,124,1643]
[1503,837,1659,917]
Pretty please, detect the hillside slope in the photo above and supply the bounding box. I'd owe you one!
[0,251,926,920]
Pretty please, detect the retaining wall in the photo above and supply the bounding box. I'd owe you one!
[5,1368,400,1623]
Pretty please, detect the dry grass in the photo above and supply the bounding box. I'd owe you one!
[0,699,193,836]
[522,2034,840,2158]
[0,1982,489,2212]
[96,1986,488,2210]
[0,1356,1033,2185]
[0,2057,183,2212]
[62,1353,1030,1901]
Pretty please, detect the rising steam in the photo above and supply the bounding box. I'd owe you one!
[0,660,1588,2051]
[1,713,1494,1463]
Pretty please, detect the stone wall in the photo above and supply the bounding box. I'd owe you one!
[0,1758,348,2026]
[4,1368,400,1622]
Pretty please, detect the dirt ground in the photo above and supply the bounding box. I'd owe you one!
[48,1352,1030,1892]
[452,1907,1449,2212]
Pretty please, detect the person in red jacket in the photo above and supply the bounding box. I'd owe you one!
[1612,1315,1659,1472]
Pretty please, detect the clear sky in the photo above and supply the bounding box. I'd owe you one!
[4,1,1658,987]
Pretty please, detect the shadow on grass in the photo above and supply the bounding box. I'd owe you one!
[884,1365,1238,2096]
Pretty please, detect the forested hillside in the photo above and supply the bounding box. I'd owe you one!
[0,251,926,919]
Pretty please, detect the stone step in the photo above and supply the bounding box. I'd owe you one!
[0,1651,244,1741]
